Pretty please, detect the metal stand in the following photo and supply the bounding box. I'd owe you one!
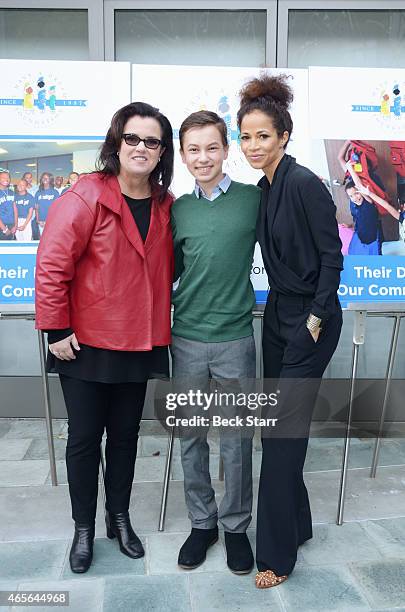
[38,330,58,486]
[337,311,365,525]
[0,309,58,486]
[337,303,405,525]
[370,315,402,477]
[158,426,175,531]
[100,442,107,516]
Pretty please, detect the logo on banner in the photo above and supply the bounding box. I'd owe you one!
[352,82,405,131]
[0,73,88,128]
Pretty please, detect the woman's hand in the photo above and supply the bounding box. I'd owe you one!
[308,327,321,343]
[49,333,80,360]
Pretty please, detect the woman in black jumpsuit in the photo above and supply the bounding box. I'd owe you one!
[237,74,343,588]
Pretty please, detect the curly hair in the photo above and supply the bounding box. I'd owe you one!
[237,73,294,147]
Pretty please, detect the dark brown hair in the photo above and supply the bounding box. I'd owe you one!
[237,73,294,147]
[97,101,174,201]
[345,180,356,192]
[39,172,54,190]
[179,110,228,149]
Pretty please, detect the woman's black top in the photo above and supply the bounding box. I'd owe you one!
[46,195,169,383]
[257,154,343,321]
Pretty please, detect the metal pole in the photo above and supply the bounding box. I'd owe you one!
[37,330,58,486]
[158,426,175,531]
[218,456,224,481]
[336,343,359,525]
[336,310,366,525]
[370,315,402,478]
[100,442,107,516]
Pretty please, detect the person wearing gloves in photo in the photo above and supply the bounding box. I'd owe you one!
[171,110,261,575]
[237,73,343,588]
[35,101,174,574]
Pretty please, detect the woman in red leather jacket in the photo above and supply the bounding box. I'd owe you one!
[35,102,174,574]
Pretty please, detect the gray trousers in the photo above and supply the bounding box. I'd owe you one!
[171,334,256,533]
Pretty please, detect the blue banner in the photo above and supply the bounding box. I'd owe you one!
[1,248,404,309]
[0,244,37,305]
[338,255,405,307]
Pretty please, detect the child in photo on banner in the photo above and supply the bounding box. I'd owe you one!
[357,184,405,256]
[344,180,380,256]
[34,172,60,236]
[337,141,383,256]
[0,170,17,240]
[14,178,35,241]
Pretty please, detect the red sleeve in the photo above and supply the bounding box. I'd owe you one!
[35,192,95,330]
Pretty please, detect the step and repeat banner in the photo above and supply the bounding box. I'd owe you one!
[0,61,404,309]
[0,59,130,310]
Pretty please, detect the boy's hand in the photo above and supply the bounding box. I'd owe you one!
[358,184,370,197]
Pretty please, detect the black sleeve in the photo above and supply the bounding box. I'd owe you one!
[46,328,74,344]
[301,175,343,320]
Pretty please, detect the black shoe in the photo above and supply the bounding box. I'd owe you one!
[106,511,144,559]
[178,526,218,569]
[69,523,95,573]
[224,532,254,574]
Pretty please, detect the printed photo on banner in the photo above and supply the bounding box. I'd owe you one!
[309,66,405,305]
[0,141,101,242]
[324,139,405,258]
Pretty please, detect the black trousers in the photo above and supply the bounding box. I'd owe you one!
[60,375,147,523]
[256,292,342,576]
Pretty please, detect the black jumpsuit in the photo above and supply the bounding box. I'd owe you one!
[256,155,343,576]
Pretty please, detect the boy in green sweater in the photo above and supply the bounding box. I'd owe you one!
[172,110,260,574]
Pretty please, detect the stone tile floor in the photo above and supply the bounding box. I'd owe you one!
[0,418,405,611]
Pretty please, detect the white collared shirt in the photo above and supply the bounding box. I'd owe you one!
[194,173,231,202]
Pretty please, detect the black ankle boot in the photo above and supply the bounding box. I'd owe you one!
[105,511,144,559]
[69,523,95,573]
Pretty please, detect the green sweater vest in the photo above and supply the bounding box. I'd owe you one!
[172,181,261,342]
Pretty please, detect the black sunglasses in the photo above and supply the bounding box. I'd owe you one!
[121,133,162,149]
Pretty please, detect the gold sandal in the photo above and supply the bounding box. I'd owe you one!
[255,569,288,589]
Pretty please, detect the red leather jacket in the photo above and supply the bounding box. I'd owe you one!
[35,173,174,351]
